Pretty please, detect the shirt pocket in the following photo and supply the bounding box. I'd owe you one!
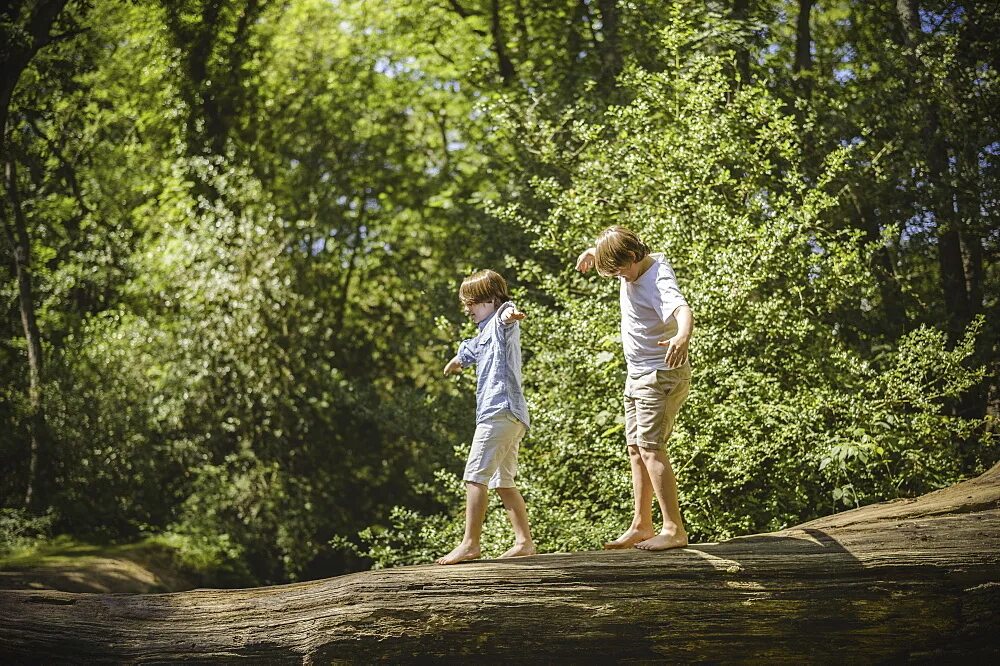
[476,327,495,360]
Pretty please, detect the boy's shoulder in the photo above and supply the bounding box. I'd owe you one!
[650,254,678,280]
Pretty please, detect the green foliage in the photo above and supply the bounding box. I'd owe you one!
[360,8,996,566]
[0,508,55,558]
[2,0,996,582]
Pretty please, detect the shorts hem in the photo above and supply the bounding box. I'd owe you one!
[463,474,490,486]
[628,439,667,450]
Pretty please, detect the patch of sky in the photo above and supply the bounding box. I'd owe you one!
[373,56,420,79]
[311,238,326,256]
[757,43,780,65]
[751,187,777,218]
[834,67,855,83]
[839,136,864,148]
[432,79,461,92]
[901,211,936,244]
[918,6,964,34]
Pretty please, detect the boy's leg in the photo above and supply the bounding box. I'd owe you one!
[491,415,535,558]
[495,487,536,558]
[635,368,690,551]
[604,445,655,549]
[634,448,688,551]
[436,481,488,565]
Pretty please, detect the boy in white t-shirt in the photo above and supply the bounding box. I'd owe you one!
[576,226,693,551]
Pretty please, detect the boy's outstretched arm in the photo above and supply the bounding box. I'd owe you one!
[575,247,597,273]
[658,305,693,368]
[446,336,478,375]
[500,303,526,325]
[443,355,463,375]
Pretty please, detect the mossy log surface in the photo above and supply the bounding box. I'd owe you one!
[2,464,999,663]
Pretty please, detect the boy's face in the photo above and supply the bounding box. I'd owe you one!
[611,260,643,283]
[464,300,496,324]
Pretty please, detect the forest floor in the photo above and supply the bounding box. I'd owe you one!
[0,537,200,593]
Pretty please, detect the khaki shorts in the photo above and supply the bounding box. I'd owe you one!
[624,365,691,450]
[464,410,526,489]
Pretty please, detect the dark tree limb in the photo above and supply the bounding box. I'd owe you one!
[2,158,48,511]
[2,464,999,661]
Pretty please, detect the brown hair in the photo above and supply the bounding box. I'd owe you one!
[459,269,512,308]
[594,225,650,276]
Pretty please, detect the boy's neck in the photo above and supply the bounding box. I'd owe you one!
[635,255,655,280]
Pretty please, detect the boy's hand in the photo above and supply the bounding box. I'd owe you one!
[443,356,463,376]
[575,247,597,273]
[501,306,526,324]
[658,334,689,368]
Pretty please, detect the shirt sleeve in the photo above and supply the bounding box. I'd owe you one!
[457,337,478,367]
[654,265,688,323]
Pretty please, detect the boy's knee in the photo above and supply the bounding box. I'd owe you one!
[638,445,666,462]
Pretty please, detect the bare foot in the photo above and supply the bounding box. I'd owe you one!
[435,543,481,565]
[635,530,688,551]
[499,542,536,559]
[604,528,655,550]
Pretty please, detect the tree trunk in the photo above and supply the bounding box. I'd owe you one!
[730,0,752,88]
[2,464,999,661]
[0,0,71,157]
[894,0,972,341]
[3,159,48,511]
[794,0,814,99]
[489,0,516,85]
[595,0,621,92]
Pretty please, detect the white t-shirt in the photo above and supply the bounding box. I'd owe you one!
[619,253,688,378]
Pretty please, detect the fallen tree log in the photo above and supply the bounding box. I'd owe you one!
[2,464,999,663]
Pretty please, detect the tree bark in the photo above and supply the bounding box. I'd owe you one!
[0,0,71,158]
[489,0,516,85]
[730,0,752,88]
[794,0,813,99]
[3,158,49,511]
[595,0,621,92]
[2,464,998,661]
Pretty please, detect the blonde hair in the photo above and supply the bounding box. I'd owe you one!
[594,226,650,276]
[459,269,512,308]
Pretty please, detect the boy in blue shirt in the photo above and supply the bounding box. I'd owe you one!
[438,269,535,565]
[577,226,693,551]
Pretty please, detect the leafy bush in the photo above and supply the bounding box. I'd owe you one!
[360,13,996,566]
[0,508,55,557]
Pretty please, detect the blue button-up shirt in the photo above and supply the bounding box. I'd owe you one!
[456,301,530,429]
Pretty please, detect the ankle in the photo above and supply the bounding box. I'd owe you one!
[660,523,685,536]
